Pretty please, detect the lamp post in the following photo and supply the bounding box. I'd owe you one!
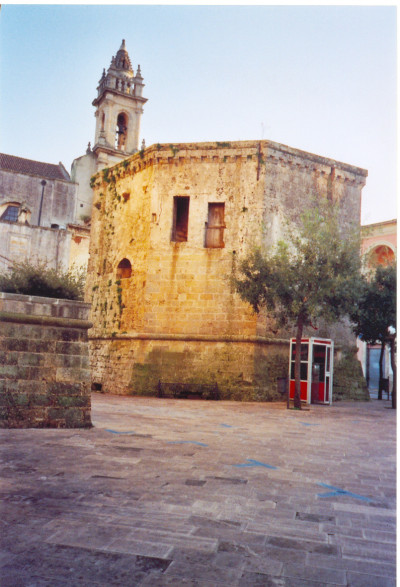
[37,180,46,226]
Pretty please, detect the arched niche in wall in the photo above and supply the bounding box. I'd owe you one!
[116,258,132,279]
[367,244,395,268]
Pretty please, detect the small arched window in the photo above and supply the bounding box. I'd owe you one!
[1,204,19,222]
[116,258,132,279]
[115,112,128,150]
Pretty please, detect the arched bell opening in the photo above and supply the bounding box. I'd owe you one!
[115,112,128,151]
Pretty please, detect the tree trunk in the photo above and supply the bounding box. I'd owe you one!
[294,316,304,410]
[389,336,396,409]
[378,341,385,400]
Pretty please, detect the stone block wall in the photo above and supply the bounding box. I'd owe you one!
[86,140,367,398]
[0,293,92,428]
[89,334,290,400]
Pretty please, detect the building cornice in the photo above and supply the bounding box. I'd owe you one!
[89,332,290,345]
[92,143,137,159]
[91,140,368,187]
[361,219,397,231]
[92,89,148,107]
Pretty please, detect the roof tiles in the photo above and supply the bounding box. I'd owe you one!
[0,153,71,181]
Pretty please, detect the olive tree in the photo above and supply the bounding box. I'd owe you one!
[232,204,361,409]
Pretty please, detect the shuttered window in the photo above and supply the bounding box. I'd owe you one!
[205,203,225,248]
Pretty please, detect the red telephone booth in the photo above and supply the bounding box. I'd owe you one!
[289,338,334,405]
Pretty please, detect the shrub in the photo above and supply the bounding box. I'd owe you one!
[0,261,86,300]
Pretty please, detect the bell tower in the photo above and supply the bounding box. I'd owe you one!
[92,40,147,170]
[71,40,147,222]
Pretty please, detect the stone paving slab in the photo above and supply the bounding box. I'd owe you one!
[0,394,396,586]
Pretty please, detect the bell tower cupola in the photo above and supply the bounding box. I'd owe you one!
[92,40,147,170]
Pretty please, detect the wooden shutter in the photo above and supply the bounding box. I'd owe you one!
[205,203,225,248]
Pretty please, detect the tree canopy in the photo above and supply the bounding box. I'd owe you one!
[232,203,361,408]
[352,262,396,345]
[351,261,396,407]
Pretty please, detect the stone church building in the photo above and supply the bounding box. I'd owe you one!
[0,41,145,277]
[0,154,89,273]
[71,40,147,222]
[83,42,368,400]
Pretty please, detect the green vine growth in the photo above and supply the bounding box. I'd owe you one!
[102,168,111,183]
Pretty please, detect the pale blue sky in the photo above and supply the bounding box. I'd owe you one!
[0,4,396,224]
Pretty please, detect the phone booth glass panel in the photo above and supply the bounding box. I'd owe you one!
[289,338,333,405]
[289,341,309,402]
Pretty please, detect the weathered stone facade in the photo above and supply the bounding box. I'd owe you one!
[0,293,92,428]
[0,154,75,229]
[86,140,367,399]
[0,221,71,272]
[0,153,90,273]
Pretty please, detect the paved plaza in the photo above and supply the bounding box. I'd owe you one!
[1,394,396,586]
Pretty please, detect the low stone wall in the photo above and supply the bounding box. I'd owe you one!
[89,334,290,401]
[89,335,368,403]
[0,293,92,428]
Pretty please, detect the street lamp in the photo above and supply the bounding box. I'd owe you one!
[37,180,46,226]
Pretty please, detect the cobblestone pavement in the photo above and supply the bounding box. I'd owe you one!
[1,394,396,586]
